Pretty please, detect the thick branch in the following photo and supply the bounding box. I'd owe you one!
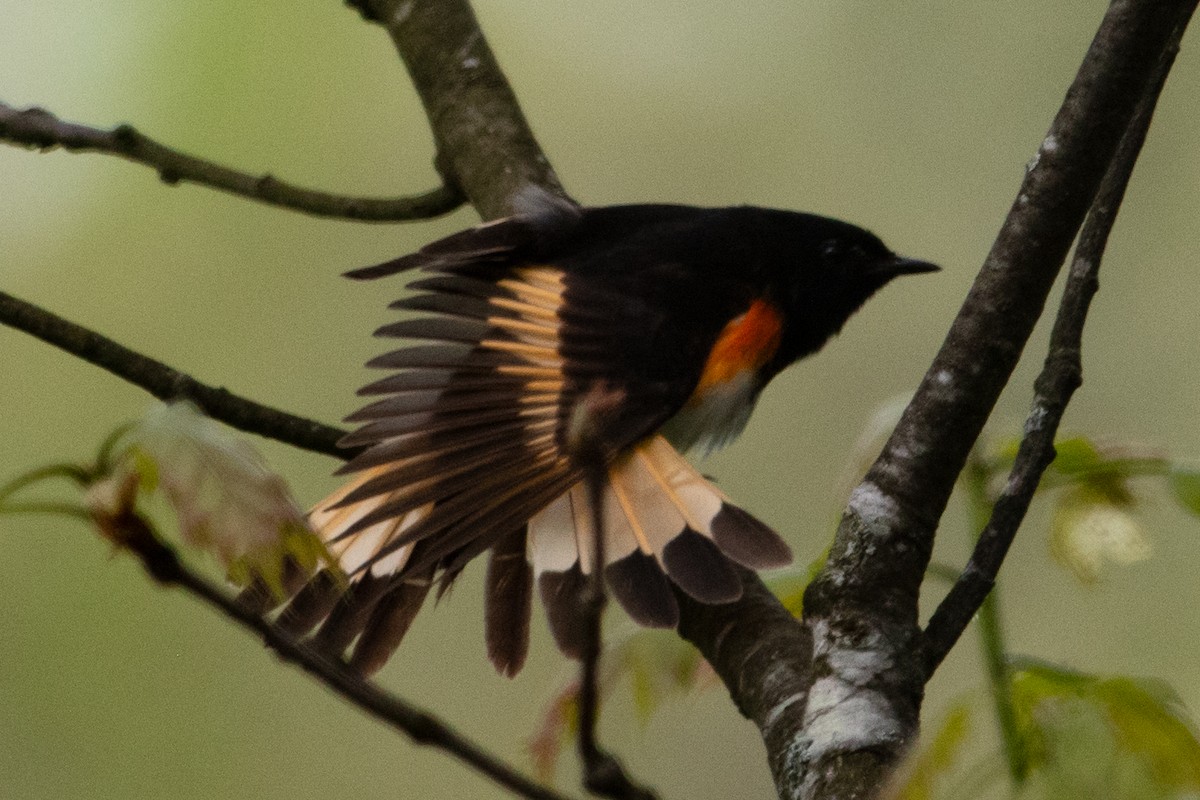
[675,572,813,794]
[0,100,462,222]
[0,290,351,458]
[795,2,1195,796]
[920,14,1188,674]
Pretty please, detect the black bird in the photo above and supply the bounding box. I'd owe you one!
[267,189,938,677]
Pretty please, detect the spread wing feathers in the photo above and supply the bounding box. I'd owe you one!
[255,261,592,675]
[528,435,792,655]
[344,219,536,281]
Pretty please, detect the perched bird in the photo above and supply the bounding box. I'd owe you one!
[262,189,937,677]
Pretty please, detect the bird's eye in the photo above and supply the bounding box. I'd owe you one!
[821,239,867,265]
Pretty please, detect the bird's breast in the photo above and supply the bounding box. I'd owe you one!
[692,298,784,395]
[659,299,782,454]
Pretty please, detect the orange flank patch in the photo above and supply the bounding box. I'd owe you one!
[692,299,784,397]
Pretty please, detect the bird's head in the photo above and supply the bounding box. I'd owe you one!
[759,211,939,367]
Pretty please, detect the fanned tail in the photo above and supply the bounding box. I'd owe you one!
[526,435,792,658]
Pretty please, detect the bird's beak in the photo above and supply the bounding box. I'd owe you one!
[882,255,941,277]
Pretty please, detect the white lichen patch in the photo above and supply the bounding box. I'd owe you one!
[1070,256,1094,278]
[847,481,900,536]
[1024,403,1049,434]
[779,618,904,797]
[803,681,900,754]
[764,691,808,730]
[782,679,903,798]
[826,641,893,685]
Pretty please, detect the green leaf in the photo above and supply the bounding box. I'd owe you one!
[614,631,704,722]
[1168,467,1200,517]
[93,402,335,592]
[1049,437,1104,477]
[528,681,579,782]
[528,628,711,781]
[0,463,92,504]
[1011,662,1200,794]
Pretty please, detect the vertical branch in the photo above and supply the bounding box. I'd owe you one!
[962,457,1027,784]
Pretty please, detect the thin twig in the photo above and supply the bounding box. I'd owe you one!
[98,510,575,800]
[574,423,657,800]
[0,290,352,459]
[0,501,93,520]
[0,100,463,222]
[920,8,1191,676]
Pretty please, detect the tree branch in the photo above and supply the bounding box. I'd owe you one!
[792,1,1196,796]
[920,10,1189,676]
[0,100,463,222]
[577,450,657,800]
[0,290,351,459]
[96,509,573,800]
[357,0,568,219]
[675,571,813,795]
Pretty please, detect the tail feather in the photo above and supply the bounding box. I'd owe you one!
[537,563,590,659]
[660,529,741,603]
[484,530,533,677]
[604,550,679,627]
[526,435,792,645]
[314,574,393,654]
[277,569,343,636]
[259,466,437,675]
[349,569,435,676]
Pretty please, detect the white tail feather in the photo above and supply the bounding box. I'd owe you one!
[308,465,430,580]
[527,486,580,574]
[527,435,728,575]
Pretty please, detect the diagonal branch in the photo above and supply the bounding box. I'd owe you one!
[0,100,463,222]
[0,290,351,459]
[96,509,573,800]
[355,0,568,219]
[919,12,1189,675]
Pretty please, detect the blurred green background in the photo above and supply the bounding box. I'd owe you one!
[3,2,1199,798]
